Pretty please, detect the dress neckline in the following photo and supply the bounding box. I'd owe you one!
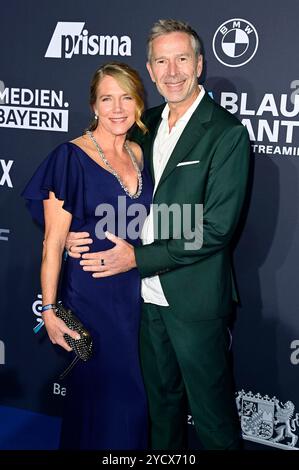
[68,141,143,199]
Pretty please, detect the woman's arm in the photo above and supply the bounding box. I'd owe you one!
[41,191,80,352]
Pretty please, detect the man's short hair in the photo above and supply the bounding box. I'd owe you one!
[147,19,203,62]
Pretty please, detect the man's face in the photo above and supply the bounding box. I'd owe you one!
[147,32,202,105]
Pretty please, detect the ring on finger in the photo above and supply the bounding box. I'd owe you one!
[100,258,105,266]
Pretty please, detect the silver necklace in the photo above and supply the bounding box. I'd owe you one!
[87,131,142,199]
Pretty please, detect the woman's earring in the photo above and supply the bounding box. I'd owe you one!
[95,114,98,120]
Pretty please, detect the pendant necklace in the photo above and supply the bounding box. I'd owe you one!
[87,130,142,199]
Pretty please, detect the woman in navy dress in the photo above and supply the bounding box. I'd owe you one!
[22,62,153,449]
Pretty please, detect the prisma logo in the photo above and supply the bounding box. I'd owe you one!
[45,22,132,59]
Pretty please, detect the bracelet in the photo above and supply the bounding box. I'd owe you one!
[41,304,56,313]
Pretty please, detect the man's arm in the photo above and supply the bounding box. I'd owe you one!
[135,125,250,278]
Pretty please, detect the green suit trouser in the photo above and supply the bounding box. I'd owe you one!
[140,302,241,450]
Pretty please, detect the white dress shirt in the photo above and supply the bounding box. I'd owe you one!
[141,86,206,306]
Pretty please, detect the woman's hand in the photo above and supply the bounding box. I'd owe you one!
[66,231,93,258]
[43,310,80,352]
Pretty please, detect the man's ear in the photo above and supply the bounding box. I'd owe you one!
[146,62,156,83]
[196,55,203,78]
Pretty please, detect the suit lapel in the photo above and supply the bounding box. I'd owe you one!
[141,109,163,185]
[155,93,214,191]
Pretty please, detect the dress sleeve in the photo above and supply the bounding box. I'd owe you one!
[21,142,86,230]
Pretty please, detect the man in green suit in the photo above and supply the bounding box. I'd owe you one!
[67,19,250,449]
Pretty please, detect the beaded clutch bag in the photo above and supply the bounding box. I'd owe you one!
[55,301,93,379]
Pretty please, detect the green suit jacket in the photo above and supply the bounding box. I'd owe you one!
[132,93,250,321]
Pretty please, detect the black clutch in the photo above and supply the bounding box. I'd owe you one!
[55,301,93,379]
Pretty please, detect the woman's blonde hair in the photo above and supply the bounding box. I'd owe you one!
[87,62,147,134]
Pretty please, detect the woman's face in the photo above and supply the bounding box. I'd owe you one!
[93,74,137,136]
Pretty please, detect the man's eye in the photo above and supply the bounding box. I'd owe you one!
[156,59,165,65]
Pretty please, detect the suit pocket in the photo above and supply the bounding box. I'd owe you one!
[177,160,200,167]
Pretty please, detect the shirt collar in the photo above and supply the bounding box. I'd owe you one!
[161,86,206,123]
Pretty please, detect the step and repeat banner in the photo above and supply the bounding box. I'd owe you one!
[1,0,299,450]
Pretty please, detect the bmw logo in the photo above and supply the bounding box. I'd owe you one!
[213,18,259,67]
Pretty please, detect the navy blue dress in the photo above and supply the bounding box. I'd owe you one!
[22,142,153,449]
